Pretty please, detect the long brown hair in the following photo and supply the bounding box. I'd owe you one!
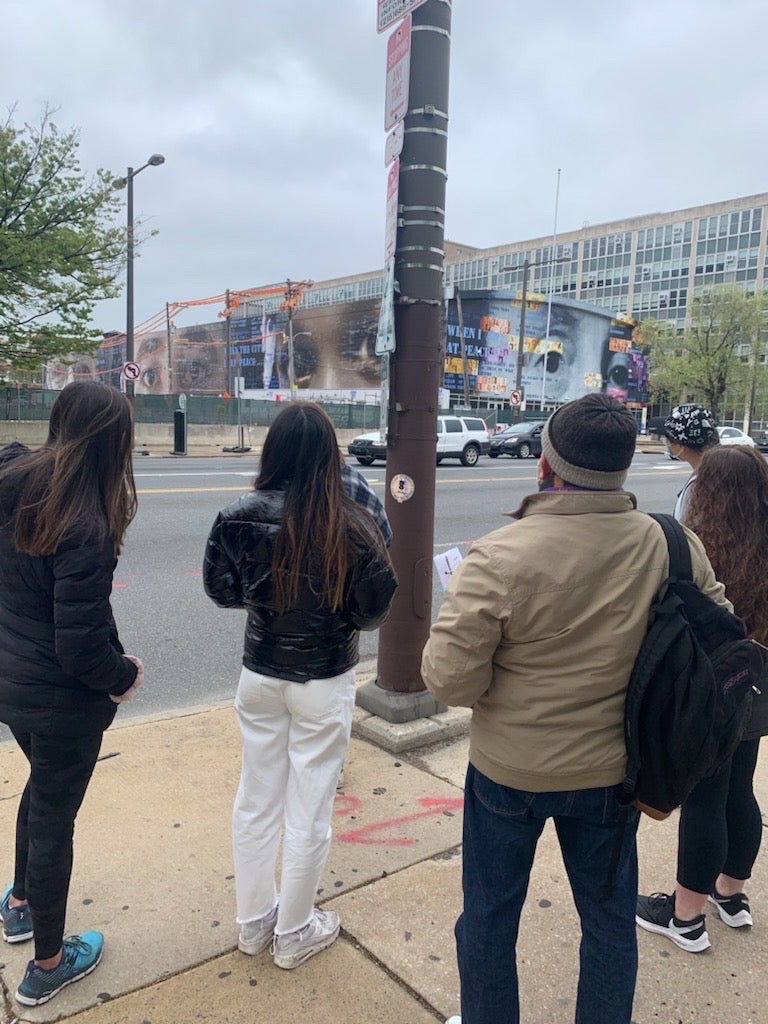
[256,401,389,613]
[0,381,137,556]
[683,444,768,643]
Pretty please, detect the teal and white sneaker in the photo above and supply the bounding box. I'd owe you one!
[1,884,33,944]
[15,931,104,1006]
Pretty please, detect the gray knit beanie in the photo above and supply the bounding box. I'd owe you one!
[541,394,637,490]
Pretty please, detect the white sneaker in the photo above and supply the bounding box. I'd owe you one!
[238,905,278,955]
[445,1017,462,1023]
[273,908,340,969]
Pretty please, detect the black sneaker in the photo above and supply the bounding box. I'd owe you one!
[636,892,711,953]
[708,889,753,928]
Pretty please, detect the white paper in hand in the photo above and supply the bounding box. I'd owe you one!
[434,547,463,590]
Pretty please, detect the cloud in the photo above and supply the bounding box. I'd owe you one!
[5,0,768,329]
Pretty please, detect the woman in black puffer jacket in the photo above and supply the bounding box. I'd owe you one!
[0,382,143,1007]
[204,401,396,971]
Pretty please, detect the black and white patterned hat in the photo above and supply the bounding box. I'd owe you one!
[663,404,718,448]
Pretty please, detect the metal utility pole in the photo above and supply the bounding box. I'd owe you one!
[455,286,470,407]
[513,260,531,424]
[225,289,232,397]
[286,278,295,395]
[358,0,451,723]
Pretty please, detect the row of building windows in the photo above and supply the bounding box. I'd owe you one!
[237,202,767,326]
[699,208,762,239]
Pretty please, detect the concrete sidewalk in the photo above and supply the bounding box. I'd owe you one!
[1,676,766,1024]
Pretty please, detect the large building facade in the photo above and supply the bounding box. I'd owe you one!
[47,192,767,407]
[253,191,767,330]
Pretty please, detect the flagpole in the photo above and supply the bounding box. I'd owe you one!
[540,168,561,410]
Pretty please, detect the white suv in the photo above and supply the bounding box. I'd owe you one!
[436,415,491,465]
[348,415,490,467]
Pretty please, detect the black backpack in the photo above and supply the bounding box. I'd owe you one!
[621,513,763,819]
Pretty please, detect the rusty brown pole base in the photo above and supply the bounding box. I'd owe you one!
[356,678,445,724]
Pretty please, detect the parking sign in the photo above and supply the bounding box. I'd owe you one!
[377,0,428,33]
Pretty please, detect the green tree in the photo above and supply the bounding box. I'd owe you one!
[643,287,765,421]
[0,107,125,372]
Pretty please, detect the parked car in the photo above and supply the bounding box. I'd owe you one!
[488,421,546,459]
[753,430,768,453]
[348,415,490,467]
[717,426,757,448]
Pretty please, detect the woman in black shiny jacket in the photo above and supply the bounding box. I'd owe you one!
[203,402,396,970]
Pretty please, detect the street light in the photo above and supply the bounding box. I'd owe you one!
[121,154,165,399]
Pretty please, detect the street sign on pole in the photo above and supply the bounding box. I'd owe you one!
[376,258,396,354]
[377,0,428,33]
[385,120,404,165]
[385,15,411,130]
[123,361,140,382]
[510,388,524,406]
[384,158,399,262]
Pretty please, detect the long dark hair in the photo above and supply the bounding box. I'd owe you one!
[256,401,388,613]
[1,381,137,556]
[683,444,768,643]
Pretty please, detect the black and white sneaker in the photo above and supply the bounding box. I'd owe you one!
[708,889,753,928]
[636,892,711,953]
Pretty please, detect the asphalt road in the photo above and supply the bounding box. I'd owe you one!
[2,451,692,730]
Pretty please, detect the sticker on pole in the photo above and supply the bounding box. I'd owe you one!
[123,361,141,381]
[390,474,415,503]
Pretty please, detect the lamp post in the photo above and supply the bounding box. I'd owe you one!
[124,154,165,399]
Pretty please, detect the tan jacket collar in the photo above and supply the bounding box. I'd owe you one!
[505,489,638,520]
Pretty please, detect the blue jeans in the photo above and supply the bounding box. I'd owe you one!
[456,763,640,1024]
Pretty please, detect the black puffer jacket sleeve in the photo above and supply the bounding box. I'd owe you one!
[203,512,245,608]
[346,543,398,631]
[53,535,138,696]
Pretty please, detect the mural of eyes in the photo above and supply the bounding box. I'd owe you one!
[603,351,630,399]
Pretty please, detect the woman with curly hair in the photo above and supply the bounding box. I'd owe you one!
[637,444,768,952]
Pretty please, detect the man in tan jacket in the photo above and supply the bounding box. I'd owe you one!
[421,394,728,1024]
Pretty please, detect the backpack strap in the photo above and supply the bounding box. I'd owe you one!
[649,512,693,582]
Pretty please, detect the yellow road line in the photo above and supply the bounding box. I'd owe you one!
[137,468,687,495]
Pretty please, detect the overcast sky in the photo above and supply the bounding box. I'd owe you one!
[5,0,768,331]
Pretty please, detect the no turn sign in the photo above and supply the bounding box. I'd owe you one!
[123,361,141,381]
[510,388,523,406]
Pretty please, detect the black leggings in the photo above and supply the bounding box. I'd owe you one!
[11,727,103,960]
[677,738,762,894]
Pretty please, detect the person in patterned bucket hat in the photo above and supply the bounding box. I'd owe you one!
[662,404,719,520]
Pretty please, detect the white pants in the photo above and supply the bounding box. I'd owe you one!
[232,665,355,935]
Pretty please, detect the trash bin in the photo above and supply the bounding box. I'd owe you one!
[173,409,187,455]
